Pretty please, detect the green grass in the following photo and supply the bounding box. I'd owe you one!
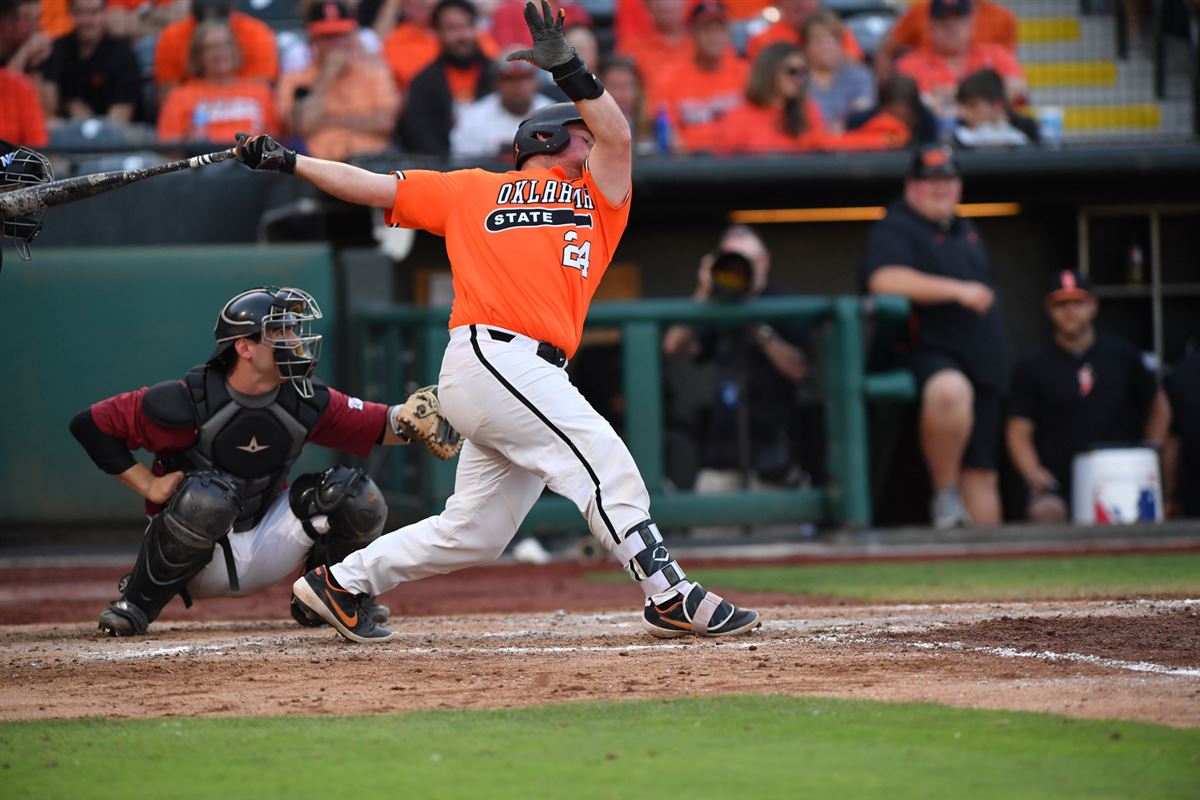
[588,554,1200,604]
[589,552,1200,602]
[4,695,1198,800]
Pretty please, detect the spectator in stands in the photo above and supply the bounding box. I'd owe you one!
[599,56,656,155]
[277,1,399,160]
[895,0,1026,111]
[617,0,772,49]
[1164,351,1200,518]
[157,20,279,143]
[107,0,185,41]
[846,73,937,146]
[746,0,863,64]
[0,64,48,145]
[1007,271,1170,523]
[489,0,590,48]
[449,50,551,160]
[397,0,492,157]
[0,0,50,78]
[280,0,387,76]
[39,0,77,40]
[41,0,143,125]
[802,10,873,134]
[154,0,278,99]
[710,42,826,154]
[863,145,1008,529]
[650,1,749,154]
[663,225,809,492]
[875,0,1017,82]
[953,67,1034,148]
[383,0,496,90]
[617,0,691,73]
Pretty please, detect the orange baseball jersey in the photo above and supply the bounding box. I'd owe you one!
[386,164,631,357]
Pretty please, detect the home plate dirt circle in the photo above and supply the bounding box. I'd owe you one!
[2,599,1197,727]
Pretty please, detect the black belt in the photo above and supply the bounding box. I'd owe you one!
[486,328,567,368]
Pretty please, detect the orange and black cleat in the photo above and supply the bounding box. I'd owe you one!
[642,583,761,639]
[291,565,393,643]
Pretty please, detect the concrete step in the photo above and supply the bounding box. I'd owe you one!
[1004,0,1091,17]
[1019,14,1116,61]
[1036,98,1194,139]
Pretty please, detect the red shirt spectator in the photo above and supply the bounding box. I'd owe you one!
[710,42,826,154]
[746,0,863,63]
[617,0,692,72]
[157,20,280,143]
[489,0,591,47]
[383,0,498,90]
[894,0,1026,104]
[649,2,749,153]
[0,65,48,145]
[887,0,1018,55]
[154,4,278,91]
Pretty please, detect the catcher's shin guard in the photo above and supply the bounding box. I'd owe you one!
[100,471,240,636]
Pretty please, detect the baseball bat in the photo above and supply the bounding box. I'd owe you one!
[0,148,236,220]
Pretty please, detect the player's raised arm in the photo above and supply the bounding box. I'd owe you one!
[507,0,631,205]
[233,133,397,210]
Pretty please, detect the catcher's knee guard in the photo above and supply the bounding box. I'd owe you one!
[613,520,690,599]
[103,471,241,635]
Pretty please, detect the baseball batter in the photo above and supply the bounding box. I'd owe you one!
[235,1,761,643]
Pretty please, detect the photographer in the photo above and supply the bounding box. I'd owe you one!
[663,225,809,493]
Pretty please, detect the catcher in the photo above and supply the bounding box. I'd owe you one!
[69,285,461,636]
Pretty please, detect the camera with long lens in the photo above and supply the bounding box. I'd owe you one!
[708,250,754,303]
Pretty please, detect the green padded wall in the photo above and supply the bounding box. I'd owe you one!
[0,245,336,524]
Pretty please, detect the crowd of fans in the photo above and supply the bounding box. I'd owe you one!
[0,0,1052,159]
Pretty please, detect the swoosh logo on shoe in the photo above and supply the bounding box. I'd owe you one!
[324,589,358,627]
[659,616,693,631]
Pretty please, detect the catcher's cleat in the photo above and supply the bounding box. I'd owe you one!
[98,599,151,637]
[291,565,393,643]
[642,583,761,639]
[290,596,389,627]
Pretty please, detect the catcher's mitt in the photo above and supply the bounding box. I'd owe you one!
[389,386,463,460]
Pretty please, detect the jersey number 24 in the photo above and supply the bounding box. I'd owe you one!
[562,231,591,278]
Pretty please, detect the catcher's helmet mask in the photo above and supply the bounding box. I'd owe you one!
[512,102,588,168]
[209,287,324,398]
[0,142,54,262]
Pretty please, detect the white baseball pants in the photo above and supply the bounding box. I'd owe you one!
[333,324,676,599]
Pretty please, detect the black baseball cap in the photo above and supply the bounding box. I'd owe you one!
[907,144,961,179]
[690,0,729,25]
[1046,270,1094,303]
[307,0,356,36]
[930,0,973,19]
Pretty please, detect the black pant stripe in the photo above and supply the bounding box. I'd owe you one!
[468,325,619,542]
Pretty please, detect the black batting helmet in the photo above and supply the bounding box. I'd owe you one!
[208,287,324,397]
[512,102,586,168]
[0,140,54,261]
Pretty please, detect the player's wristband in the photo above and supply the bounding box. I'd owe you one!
[551,55,604,102]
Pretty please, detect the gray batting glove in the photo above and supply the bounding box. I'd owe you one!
[507,0,575,71]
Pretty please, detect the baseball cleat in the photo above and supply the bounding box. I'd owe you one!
[291,565,393,643]
[642,583,761,639]
[98,599,150,637]
[291,596,390,628]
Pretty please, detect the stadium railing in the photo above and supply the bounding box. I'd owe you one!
[355,294,912,532]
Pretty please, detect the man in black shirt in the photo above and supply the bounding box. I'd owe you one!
[863,144,1008,528]
[1165,352,1200,518]
[40,0,142,124]
[664,225,809,491]
[1006,270,1170,522]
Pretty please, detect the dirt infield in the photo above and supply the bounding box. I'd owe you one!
[1,558,1196,728]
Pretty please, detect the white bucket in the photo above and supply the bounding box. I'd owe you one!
[1071,447,1162,525]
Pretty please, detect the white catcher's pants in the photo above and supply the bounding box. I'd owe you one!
[186,491,314,599]
[333,325,653,597]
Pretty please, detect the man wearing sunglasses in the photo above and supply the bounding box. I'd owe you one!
[69,286,458,636]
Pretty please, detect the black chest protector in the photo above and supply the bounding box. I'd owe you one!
[146,366,330,531]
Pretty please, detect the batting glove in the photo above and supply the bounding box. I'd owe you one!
[234,132,296,174]
[507,0,574,71]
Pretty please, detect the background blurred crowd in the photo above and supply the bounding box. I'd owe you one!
[0,0,1074,159]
